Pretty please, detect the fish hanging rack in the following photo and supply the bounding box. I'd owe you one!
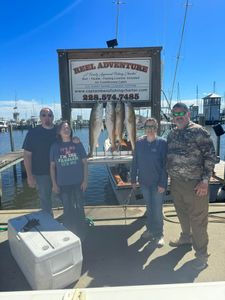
[87,150,133,165]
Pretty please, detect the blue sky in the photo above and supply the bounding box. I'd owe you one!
[0,0,225,119]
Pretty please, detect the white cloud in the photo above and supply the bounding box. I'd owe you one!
[0,99,91,121]
[0,99,60,120]
[1,97,212,122]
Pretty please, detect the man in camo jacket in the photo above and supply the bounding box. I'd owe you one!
[167,102,217,271]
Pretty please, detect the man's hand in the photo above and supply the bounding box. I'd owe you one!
[27,175,36,188]
[194,181,208,197]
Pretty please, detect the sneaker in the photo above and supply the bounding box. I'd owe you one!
[141,230,154,240]
[192,257,208,271]
[169,237,192,247]
[154,236,165,248]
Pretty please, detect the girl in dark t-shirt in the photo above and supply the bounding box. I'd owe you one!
[50,121,88,238]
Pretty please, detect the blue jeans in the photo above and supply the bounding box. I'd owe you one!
[60,184,87,239]
[35,175,52,215]
[141,185,164,238]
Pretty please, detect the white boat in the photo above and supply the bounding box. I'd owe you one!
[107,163,145,205]
[0,120,8,132]
[107,163,175,205]
[106,120,173,205]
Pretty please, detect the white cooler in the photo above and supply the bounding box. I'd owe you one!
[8,210,83,290]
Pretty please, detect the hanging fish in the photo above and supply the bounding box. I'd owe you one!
[105,101,116,151]
[115,101,126,149]
[89,102,103,157]
[124,102,136,150]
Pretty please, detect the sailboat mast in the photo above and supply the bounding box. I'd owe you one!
[113,1,125,40]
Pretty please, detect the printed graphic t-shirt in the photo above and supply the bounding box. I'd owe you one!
[50,141,87,186]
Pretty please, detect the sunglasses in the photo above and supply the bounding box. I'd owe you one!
[41,113,53,117]
[172,111,186,117]
[145,125,157,129]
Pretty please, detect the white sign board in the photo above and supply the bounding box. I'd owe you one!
[69,58,151,103]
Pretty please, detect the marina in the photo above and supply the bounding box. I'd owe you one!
[1,146,225,208]
[1,124,225,294]
[0,0,225,297]
[0,31,224,299]
[1,124,225,208]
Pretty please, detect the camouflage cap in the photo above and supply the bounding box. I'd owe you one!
[172,102,188,112]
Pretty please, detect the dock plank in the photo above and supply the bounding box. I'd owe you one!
[0,150,24,172]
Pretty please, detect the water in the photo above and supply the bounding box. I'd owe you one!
[0,128,118,209]
[0,125,225,209]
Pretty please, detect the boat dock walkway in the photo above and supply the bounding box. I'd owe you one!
[0,204,225,292]
[0,150,24,202]
[0,150,23,172]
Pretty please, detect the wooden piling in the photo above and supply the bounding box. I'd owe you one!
[9,124,17,182]
[9,124,15,152]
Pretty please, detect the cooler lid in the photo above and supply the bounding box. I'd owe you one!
[8,211,80,262]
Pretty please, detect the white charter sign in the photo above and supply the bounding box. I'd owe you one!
[69,58,151,102]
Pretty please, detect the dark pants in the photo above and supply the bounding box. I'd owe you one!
[60,184,87,240]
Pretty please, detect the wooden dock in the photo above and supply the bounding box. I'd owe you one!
[0,150,24,203]
[0,149,24,172]
[1,205,225,291]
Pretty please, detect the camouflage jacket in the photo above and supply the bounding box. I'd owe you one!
[167,121,217,181]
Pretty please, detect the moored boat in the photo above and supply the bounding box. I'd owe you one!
[107,163,144,205]
[0,120,8,132]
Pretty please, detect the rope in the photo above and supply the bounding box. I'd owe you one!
[122,189,134,225]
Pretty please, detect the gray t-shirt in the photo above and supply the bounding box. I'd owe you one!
[50,141,87,186]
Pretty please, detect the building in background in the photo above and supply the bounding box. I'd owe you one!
[203,93,221,125]
[189,104,199,123]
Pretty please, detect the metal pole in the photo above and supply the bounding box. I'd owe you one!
[115,1,120,40]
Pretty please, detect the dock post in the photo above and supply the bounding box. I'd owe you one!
[9,124,15,152]
[21,161,27,179]
[216,136,220,157]
[9,125,17,182]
